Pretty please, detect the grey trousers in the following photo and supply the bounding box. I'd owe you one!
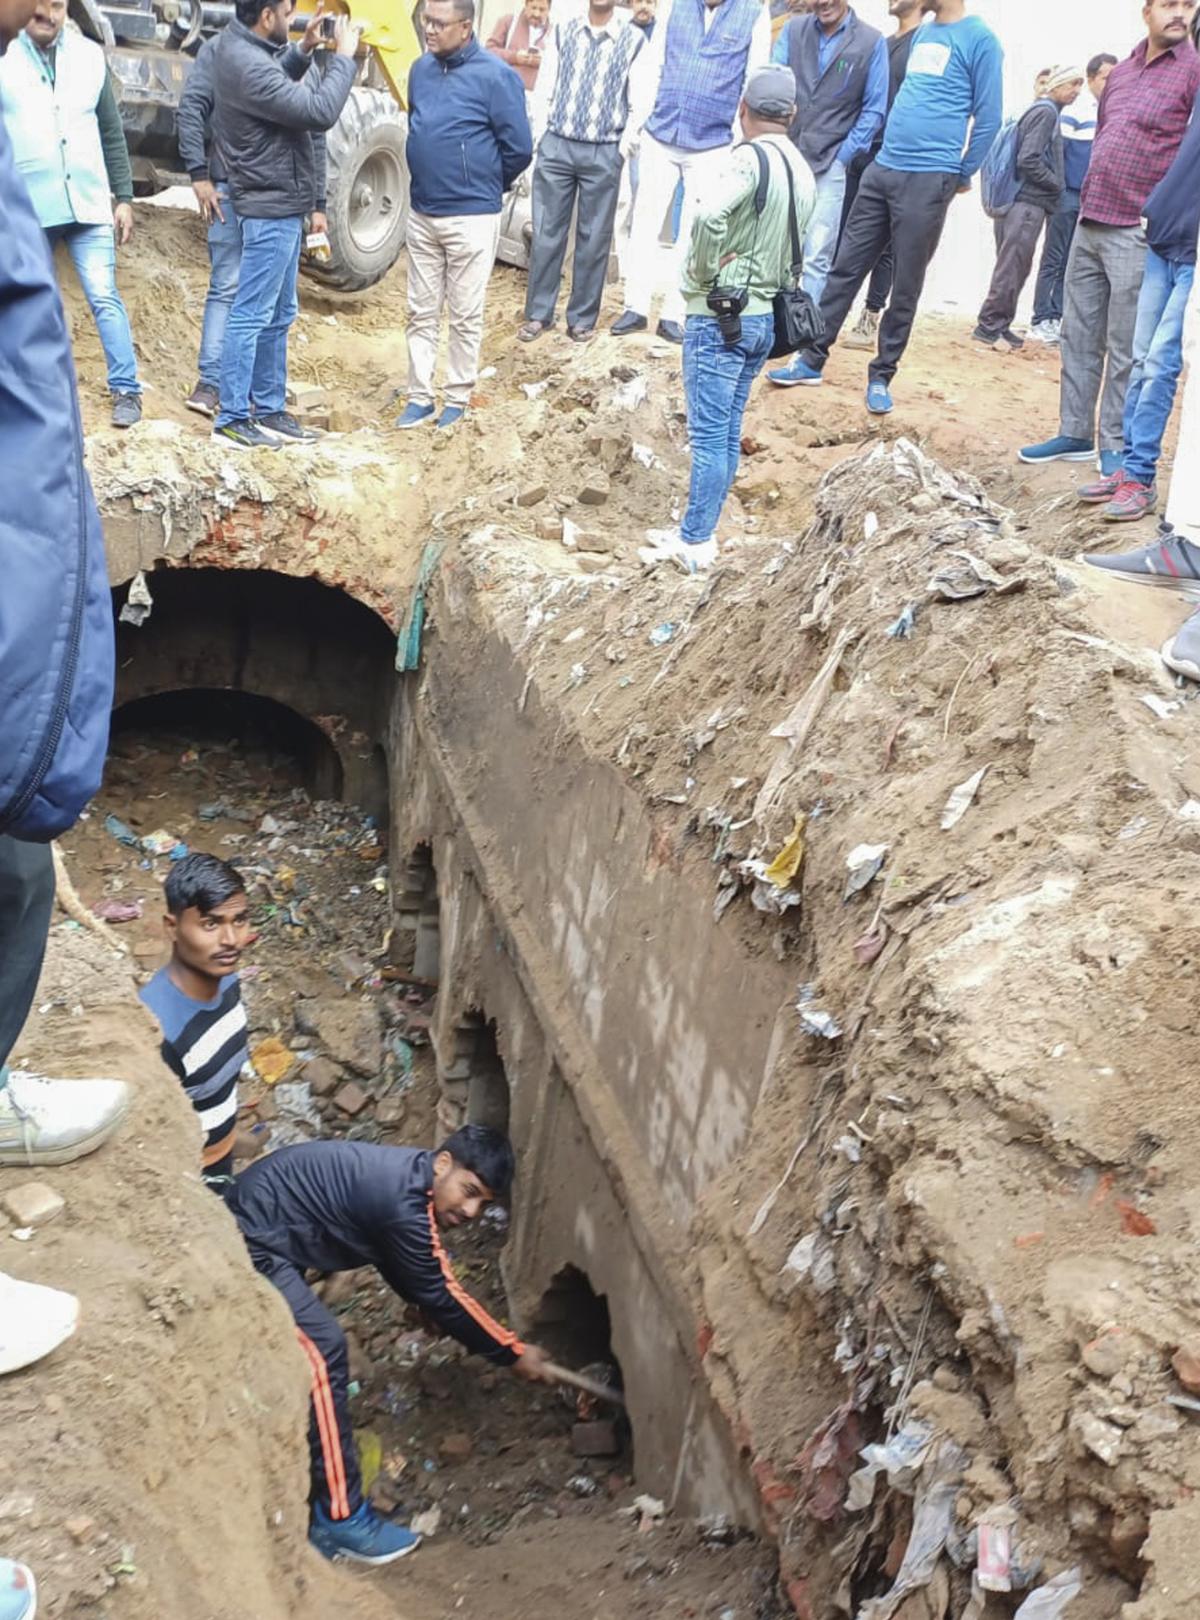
[977,201,1049,337]
[1059,220,1147,452]
[525,131,623,332]
[0,836,54,1072]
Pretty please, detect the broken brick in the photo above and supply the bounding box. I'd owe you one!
[571,1420,619,1457]
[2,1182,64,1228]
[439,1431,474,1462]
[333,1082,370,1117]
[1172,1337,1200,1394]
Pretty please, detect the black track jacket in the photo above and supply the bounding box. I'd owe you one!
[226,1140,523,1366]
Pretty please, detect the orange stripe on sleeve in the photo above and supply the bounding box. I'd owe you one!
[427,1196,526,1358]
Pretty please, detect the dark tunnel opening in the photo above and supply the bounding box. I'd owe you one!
[110,689,347,802]
[533,1265,631,1467]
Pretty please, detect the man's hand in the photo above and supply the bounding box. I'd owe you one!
[113,202,134,245]
[193,179,225,225]
[310,209,328,236]
[333,16,361,56]
[512,1343,556,1384]
[299,1,327,55]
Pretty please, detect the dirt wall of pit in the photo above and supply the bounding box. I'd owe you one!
[2,931,399,1620]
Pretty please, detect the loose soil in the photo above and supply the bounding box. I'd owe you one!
[18,197,1197,1620]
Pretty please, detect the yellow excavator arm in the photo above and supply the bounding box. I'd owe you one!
[320,0,423,106]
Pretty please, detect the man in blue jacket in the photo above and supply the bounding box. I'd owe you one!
[771,0,887,304]
[226,1127,553,1563]
[396,0,532,431]
[0,55,130,1170]
[211,0,359,451]
[768,0,1002,414]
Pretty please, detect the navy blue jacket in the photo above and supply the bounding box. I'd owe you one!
[406,37,532,216]
[0,114,113,842]
[1144,87,1200,266]
[226,1140,524,1366]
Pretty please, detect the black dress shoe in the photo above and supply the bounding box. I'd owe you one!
[656,319,684,344]
[611,309,648,335]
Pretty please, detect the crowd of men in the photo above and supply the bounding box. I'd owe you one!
[2,0,1198,580]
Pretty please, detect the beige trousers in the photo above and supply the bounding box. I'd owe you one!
[405,209,501,408]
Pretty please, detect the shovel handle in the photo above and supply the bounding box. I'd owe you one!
[543,1359,627,1408]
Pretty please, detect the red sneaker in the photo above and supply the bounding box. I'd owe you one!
[1102,480,1157,522]
[1077,470,1124,503]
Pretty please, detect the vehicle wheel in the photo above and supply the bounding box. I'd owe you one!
[310,87,409,293]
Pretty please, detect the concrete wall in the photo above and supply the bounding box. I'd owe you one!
[388,567,794,1523]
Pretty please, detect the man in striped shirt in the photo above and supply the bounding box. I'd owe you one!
[520,0,651,341]
[139,853,251,1188]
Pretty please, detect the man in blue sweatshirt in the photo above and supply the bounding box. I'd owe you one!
[767,0,1002,414]
[396,0,532,431]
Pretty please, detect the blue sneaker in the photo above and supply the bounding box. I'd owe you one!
[1017,434,1094,465]
[309,1502,421,1566]
[395,402,435,431]
[0,1559,35,1620]
[1098,449,1124,478]
[866,380,893,415]
[435,405,466,430]
[767,356,822,388]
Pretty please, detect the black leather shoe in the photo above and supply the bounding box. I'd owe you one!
[656,320,684,345]
[610,309,648,335]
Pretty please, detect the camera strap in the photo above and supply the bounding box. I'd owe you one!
[745,140,804,286]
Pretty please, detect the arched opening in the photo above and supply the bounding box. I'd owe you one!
[395,842,441,983]
[437,1009,510,1136]
[111,689,345,801]
[533,1266,631,1467]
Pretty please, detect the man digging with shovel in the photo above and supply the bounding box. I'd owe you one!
[225,1124,555,1564]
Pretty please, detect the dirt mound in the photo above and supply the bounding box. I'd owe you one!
[3,928,400,1620]
[447,434,1200,1617]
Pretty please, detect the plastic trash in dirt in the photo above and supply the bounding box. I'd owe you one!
[845,1417,938,1512]
[796,985,842,1040]
[119,569,154,628]
[844,842,888,900]
[649,621,678,646]
[976,1502,1017,1591]
[410,1505,443,1538]
[91,898,143,923]
[612,373,648,411]
[855,1435,966,1620]
[250,1037,294,1087]
[1012,1569,1082,1618]
[140,829,189,859]
[885,603,918,639]
[355,1428,383,1492]
[273,1080,321,1131]
[941,766,989,831]
[104,814,139,847]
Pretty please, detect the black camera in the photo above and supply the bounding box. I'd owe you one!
[321,14,335,37]
[706,285,749,347]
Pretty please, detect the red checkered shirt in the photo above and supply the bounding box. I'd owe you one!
[1080,38,1200,228]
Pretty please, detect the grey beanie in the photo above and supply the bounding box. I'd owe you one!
[745,64,796,120]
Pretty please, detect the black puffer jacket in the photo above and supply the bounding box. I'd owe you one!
[211,20,356,219]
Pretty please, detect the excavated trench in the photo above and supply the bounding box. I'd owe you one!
[89,559,778,1604]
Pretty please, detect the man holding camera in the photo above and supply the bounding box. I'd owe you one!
[668,64,814,571]
[210,0,360,451]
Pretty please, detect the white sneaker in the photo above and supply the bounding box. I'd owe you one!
[0,1272,79,1374]
[0,1073,130,1167]
[638,529,719,573]
[1029,320,1061,346]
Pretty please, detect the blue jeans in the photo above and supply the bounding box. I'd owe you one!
[216,215,302,427]
[1032,187,1079,325]
[802,161,847,304]
[681,312,774,544]
[45,221,140,394]
[198,181,242,391]
[1122,249,1194,487]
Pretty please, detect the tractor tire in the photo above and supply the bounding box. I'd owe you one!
[309,87,409,293]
